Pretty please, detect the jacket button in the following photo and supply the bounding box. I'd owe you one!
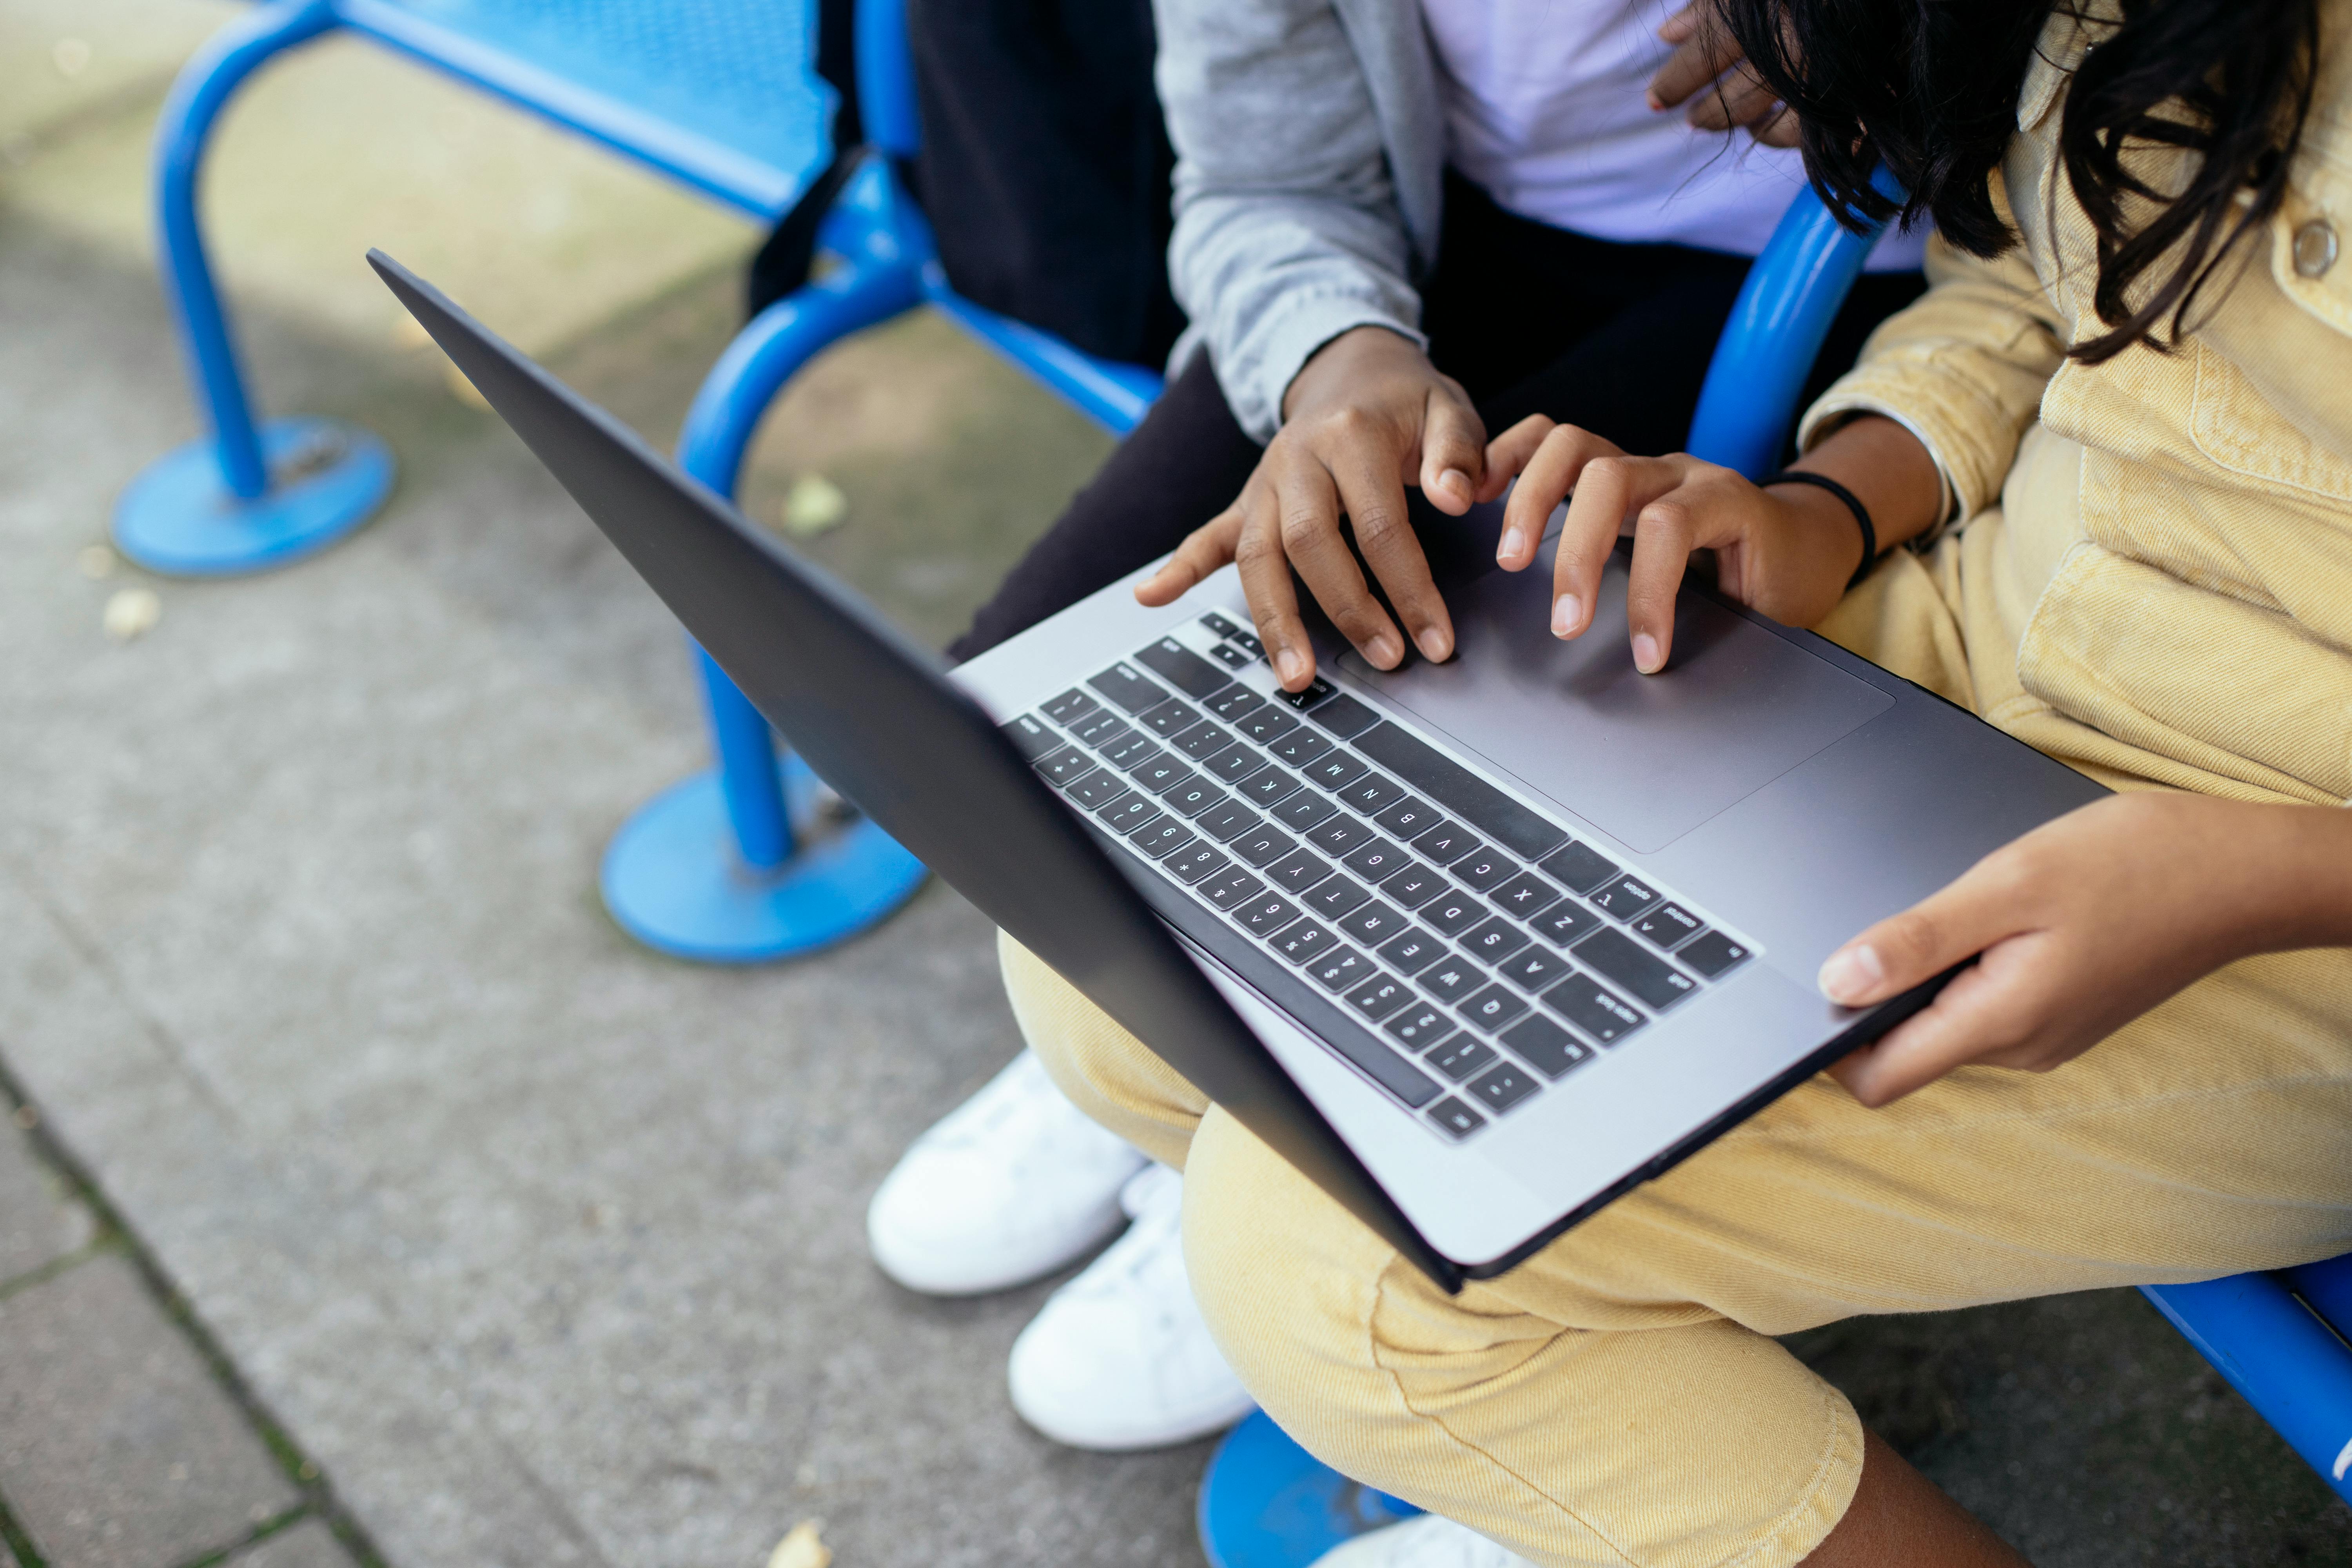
[2294,218,2338,278]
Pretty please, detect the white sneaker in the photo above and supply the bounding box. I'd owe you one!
[866,1050,1147,1295]
[1006,1163,1257,1450]
[1310,1515,1538,1568]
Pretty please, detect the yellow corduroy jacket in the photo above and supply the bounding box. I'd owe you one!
[1798,2,2352,808]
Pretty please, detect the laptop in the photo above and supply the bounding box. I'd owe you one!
[371,251,2107,1291]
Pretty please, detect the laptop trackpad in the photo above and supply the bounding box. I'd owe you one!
[1337,557,1892,853]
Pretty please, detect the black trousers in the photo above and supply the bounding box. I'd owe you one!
[948,175,1924,661]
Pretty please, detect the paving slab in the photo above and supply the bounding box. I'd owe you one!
[0,1256,298,1568]
[231,1518,359,1568]
[0,1112,97,1285]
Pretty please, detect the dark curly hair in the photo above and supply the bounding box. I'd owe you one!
[1718,0,2320,362]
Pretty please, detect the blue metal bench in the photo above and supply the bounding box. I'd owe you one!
[133,0,1163,962]
[1196,180,2352,1565]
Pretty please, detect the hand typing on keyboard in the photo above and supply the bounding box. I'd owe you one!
[1128,328,1514,692]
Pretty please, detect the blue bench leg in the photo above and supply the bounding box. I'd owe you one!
[2142,1273,2352,1505]
[114,0,395,576]
[600,160,932,962]
[1197,1411,1420,1568]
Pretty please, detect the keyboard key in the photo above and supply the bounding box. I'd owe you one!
[1341,837,1410,881]
[1138,698,1201,737]
[1336,900,1410,946]
[1308,693,1382,738]
[1305,751,1372,791]
[1043,688,1099,725]
[1133,820,1196,859]
[1421,957,1485,1003]
[1326,1027,1441,1109]
[1089,662,1169,714]
[1305,815,1376,856]
[1277,675,1336,710]
[1429,1037,1498,1082]
[1458,984,1530,1033]
[1308,946,1374,991]
[1500,1014,1592,1079]
[1528,900,1600,947]
[1163,779,1228,818]
[1136,636,1232,699]
[1233,706,1301,745]
[1303,874,1372,920]
[1378,862,1445,908]
[1677,929,1753,979]
[1072,707,1128,746]
[1098,792,1158,832]
[1374,797,1443,839]
[1383,1004,1454,1051]
[1267,730,1334,769]
[1069,769,1125,808]
[1544,974,1646,1045]
[1538,842,1621,894]
[1236,892,1302,935]
[1001,714,1059,759]
[1196,801,1263,842]
[1229,630,1264,657]
[1199,611,1243,639]
[1174,720,1236,759]
[1340,773,1408,815]
[1410,821,1480,864]
[1118,806,1169,839]
[1238,767,1303,808]
[1452,847,1514,891]
[1266,847,1336,894]
[1132,755,1193,793]
[1376,927,1448,975]
[1468,1063,1540,1114]
[1343,973,1413,1022]
[1200,867,1265,909]
[1166,844,1230,884]
[1574,927,1699,1009]
[1207,684,1265,721]
[1421,889,1487,935]
[1495,946,1572,993]
[1633,903,1706,951]
[1353,722,1568,858]
[1458,916,1530,965]
[1271,919,1338,965]
[1039,746,1094,785]
[1231,826,1298,867]
[1103,730,1161,768]
[1426,1097,1486,1139]
[1200,745,1266,784]
[1489,871,1562,920]
[1590,875,1662,921]
[1273,791,1337,831]
[1210,640,1252,669]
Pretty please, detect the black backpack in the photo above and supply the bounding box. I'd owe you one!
[746,0,1183,369]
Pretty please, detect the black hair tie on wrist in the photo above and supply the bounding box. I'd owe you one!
[1761,470,1878,588]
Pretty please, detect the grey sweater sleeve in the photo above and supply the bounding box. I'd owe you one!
[1155,0,1426,443]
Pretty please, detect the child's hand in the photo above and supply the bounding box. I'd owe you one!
[1485,416,1869,672]
[1815,793,2352,1106]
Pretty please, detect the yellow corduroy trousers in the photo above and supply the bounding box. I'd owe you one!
[999,530,2352,1568]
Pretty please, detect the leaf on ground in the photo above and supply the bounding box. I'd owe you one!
[767,1517,831,1568]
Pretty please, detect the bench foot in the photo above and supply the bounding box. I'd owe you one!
[114,417,392,577]
[1198,1411,1421,1568]
[601,757,926,963]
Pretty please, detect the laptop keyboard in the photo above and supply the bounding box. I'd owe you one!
[1001,616,1756,1143]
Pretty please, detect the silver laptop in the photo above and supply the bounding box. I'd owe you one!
[374,251,2106,1290]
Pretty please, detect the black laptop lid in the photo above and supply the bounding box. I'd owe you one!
[367,252,1466,1290]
